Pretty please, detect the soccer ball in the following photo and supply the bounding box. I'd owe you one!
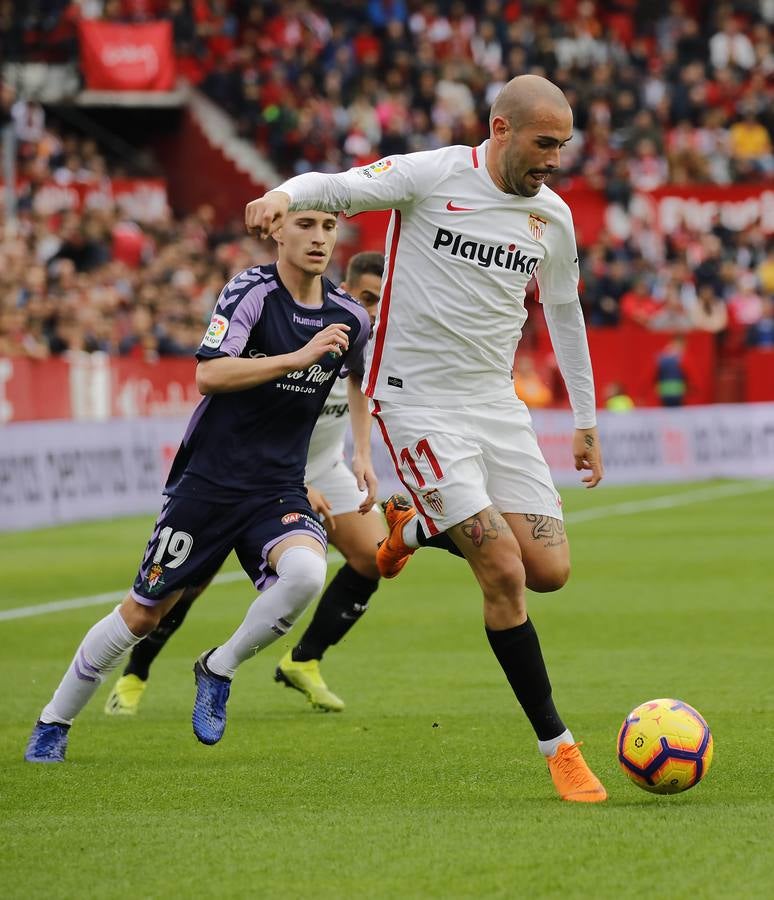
[617,698,713,794]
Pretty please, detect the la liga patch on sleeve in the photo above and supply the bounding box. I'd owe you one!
[202,313,229,348]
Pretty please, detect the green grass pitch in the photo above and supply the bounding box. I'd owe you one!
[1,480,772,898]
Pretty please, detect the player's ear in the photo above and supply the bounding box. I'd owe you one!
[491,114,510,143]
[271,225,283,245]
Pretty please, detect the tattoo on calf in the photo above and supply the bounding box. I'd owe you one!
[460,510,509,547]
[525,514,566,547]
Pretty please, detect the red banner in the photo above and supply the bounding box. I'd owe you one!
[634,183,774,235]
[24,177,168,222]
[0,357,200,424]
[78,21,175,91]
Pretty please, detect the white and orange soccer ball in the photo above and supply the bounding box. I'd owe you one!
[617,698,713,794]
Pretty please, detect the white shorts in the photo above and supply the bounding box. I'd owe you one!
[372,395,562,535]
[308,457,366,517]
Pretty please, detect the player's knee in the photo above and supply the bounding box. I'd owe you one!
[276,546,327,610]
[119,598,163,637]
[527,560,571,593]
[478,557,527,602]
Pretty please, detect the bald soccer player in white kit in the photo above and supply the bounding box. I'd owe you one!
[245,74,607,803]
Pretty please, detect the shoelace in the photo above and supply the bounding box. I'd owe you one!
[551,742,593,789]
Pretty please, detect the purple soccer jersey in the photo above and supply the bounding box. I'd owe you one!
[165,262,370,500]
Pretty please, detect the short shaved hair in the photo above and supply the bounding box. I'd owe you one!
[489,74,571,128]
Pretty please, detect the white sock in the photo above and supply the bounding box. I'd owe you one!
[208,546,326,679]
[538,728,575,758]
[401,516,420,548]
[40,606,143,726]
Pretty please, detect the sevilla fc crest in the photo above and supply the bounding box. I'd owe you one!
[422,488,444,516]
[528,213,547,241]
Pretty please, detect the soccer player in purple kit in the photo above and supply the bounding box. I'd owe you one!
[102,252,387,716]
[24,209,374,762]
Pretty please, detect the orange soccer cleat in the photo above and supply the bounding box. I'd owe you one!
[547,742,608,803]
[376,493,418,578]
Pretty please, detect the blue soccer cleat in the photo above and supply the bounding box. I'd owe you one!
[24,720,70,763]
[192,650,231,745]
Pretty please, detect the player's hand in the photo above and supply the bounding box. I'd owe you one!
[292,323,350,370]
[351,453,378,514]
[306,485,335,531]
[573,426,604,488]
[245,191,291,239]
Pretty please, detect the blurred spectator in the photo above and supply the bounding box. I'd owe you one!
[709,11,756,71]
[727,273,766,329]
[584,255,630,327]
[746,297,774,349]
[656,338,688,407]
[604,382,635,412]
[620,278,661,328]
[514,355,553,409]
[690,284,729,334]
[627,139,669,191]
[649,287,693,332]
[728,104,774,178]
[758,248,774,296]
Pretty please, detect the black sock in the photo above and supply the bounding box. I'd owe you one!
[485,618,566,741]
[124,590,198,681]
[292,564,379,662]
[417,523,464,558]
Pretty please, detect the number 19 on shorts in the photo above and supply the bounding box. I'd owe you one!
[152,526,193,569]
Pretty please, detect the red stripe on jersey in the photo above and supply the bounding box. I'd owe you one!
[371,401,440,536]
[365,210,401,398]
[472,145,479,168]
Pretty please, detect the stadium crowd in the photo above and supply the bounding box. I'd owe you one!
[1,1,772,377]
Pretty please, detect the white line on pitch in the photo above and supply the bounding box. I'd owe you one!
[1,481,770,622]
[564,479,773,524]
[0,551,345,622]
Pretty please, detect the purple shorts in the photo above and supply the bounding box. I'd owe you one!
[131,486,326,605]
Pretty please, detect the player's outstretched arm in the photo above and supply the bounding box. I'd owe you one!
[347,372,378,513]
[245,191,291,240]
[196,324,350,394]
[246,154,431,240]
[572,426,604,488]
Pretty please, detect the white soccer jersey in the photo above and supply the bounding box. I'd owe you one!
[279,141,583,409]
[305,376,349,483]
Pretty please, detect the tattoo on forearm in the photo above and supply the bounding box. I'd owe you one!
[460,510,509,547]
[585,434,594,449]
[524,514,566,548]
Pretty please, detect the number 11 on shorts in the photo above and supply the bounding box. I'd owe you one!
[398,438,444,488]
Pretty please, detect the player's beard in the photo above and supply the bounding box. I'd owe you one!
[502,154,536,198]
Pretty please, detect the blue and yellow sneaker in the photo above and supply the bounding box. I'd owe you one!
[104,674,147,716]
[192,650,231,745]
[25,720,70,763]
[274,651,345,712]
